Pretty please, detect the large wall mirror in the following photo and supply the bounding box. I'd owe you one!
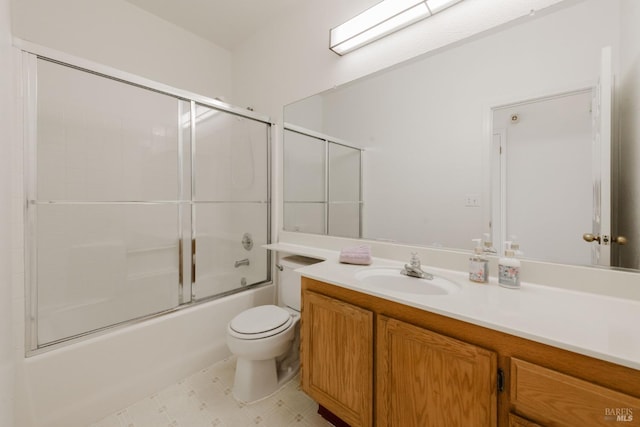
[283,0,640,272]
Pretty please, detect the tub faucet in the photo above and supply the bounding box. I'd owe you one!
[401,253,434,280]
[234,258,250,268]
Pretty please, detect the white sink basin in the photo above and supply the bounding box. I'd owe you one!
[354,267,461,296]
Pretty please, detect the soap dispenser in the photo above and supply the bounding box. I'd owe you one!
[498,241,521,289]
[510,235,524,257]
[469,238,488,283]
[482,233,497,254]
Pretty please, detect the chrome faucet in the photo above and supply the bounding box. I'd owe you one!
[234,258,250,268]
[401,253,434,280]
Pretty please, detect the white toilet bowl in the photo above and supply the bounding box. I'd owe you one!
[226,304,300,402]
[226,255,321,402]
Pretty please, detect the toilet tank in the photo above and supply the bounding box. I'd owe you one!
[278,255,322,311]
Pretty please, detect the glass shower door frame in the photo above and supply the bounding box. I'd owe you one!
[20,43,273,355]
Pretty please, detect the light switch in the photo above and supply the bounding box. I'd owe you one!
[465,194,480,207]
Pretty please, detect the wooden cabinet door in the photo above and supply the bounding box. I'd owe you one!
[377,315,498,427]
[301,290,373,427]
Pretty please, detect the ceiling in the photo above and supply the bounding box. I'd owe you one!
[125,0,300,50]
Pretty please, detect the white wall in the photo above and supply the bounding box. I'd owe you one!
[11,0,232,100]
[283,94,324,131]
[618,0,640,269]
[0,0,15,424]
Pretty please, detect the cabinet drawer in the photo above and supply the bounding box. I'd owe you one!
[509,413,542,427]
[510,358,640,426]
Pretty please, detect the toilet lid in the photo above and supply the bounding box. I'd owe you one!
[229,305,291,335]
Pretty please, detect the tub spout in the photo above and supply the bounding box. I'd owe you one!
[234,258,250,268]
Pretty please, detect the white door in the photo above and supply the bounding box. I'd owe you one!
[589,46,613,266]
[493,91,593,265]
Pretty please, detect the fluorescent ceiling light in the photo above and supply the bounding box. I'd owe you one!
[330,0,463,55]
[427,0,462,13]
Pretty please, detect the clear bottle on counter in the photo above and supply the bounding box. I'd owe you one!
[469,238,489,283]
[498,241,521,289]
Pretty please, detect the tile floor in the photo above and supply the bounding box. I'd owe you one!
[90,356,331,427]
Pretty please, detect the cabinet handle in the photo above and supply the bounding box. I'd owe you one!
[497,368,505,393]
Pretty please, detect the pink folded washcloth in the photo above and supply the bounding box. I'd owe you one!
[339,245,372,265]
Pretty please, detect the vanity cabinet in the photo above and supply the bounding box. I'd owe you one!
[301,280,497,427]
[510,358,640,426]
[377,315,497,426]
[300,277,640,427]
[301,290,374,427]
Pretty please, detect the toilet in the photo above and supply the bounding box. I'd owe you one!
[226,255,320,402]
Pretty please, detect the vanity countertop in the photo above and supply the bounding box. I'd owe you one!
[266,242,640,371]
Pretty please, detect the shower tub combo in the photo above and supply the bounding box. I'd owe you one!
[17,41,273,427]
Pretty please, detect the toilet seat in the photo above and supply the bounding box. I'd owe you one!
[229,305,293,340]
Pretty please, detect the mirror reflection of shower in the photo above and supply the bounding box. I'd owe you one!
[283,124,363,238]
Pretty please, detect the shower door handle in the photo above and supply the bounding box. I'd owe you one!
[191,239,196,283]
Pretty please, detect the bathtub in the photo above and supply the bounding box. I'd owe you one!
[15,283,274,427]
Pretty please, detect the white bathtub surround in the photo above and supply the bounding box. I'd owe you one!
[14,285,274,427]
[268,236,640,371]
[90,356,329,427]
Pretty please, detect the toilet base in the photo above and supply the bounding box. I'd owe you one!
[232,357,300,403]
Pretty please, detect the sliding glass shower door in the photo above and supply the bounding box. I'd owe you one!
[26,55,271,351]
[193,104,270,299]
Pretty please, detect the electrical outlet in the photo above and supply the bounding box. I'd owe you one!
[465,194,480,207]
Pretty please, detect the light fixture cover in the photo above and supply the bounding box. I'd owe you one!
[426,0,462,13]
[330,0,463,55]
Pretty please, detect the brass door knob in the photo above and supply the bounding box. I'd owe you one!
[583,233,601,243]
[613,236,628,245]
